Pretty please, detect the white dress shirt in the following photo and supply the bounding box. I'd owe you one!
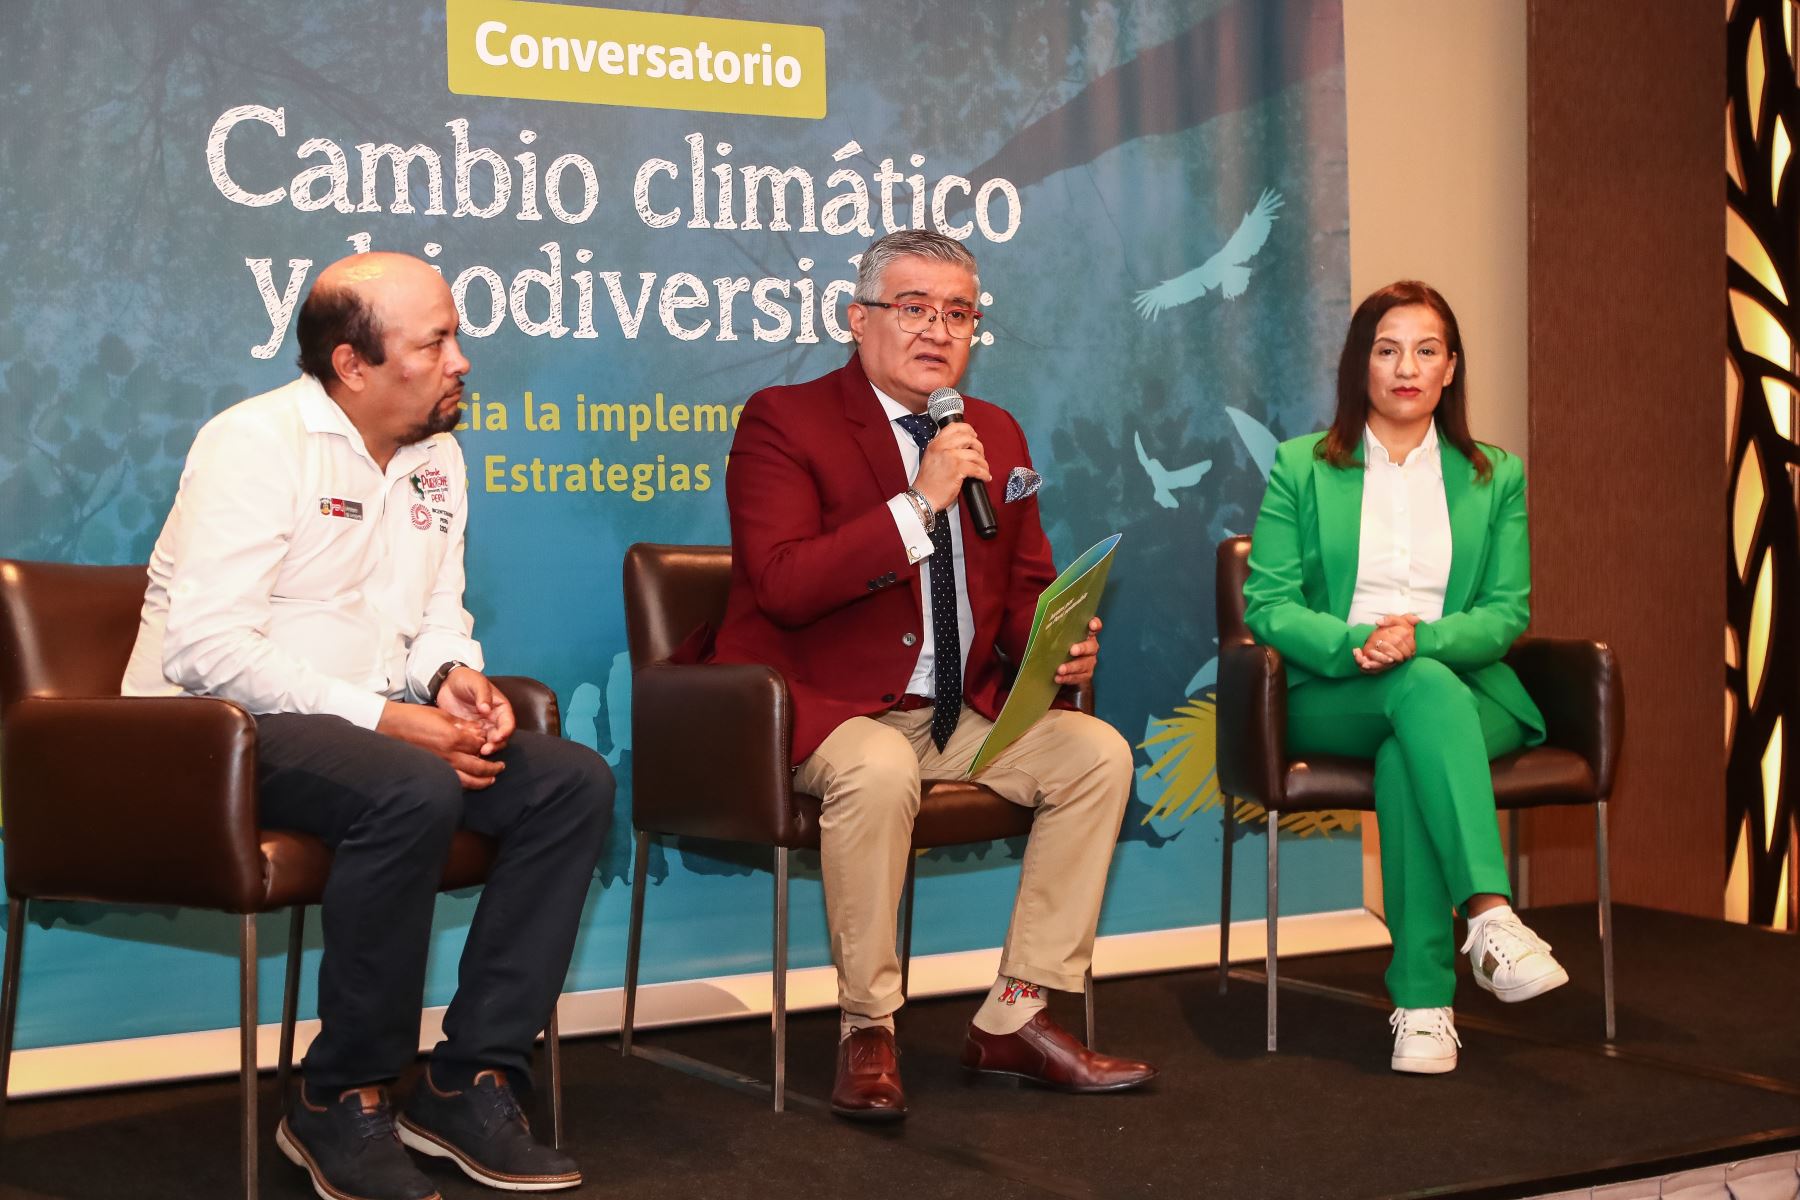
[1346,422,1453,627]
[122,375,483,729]
[873,386,976,696]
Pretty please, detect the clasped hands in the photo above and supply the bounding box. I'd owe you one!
[1353,613,1421,674]
[376,666,517,790]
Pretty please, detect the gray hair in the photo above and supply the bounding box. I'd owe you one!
[854,230,979,301]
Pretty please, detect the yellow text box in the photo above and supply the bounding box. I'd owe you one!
[447,0,826,119]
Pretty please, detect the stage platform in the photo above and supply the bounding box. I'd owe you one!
[2,904,1796,1199]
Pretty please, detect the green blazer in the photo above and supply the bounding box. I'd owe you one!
[1242,430,1546,746]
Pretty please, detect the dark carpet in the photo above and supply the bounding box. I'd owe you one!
[1,905,1795,1200]
[1278,902,1800,1088]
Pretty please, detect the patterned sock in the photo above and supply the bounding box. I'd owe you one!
[971,975,1048,1035]
[839,1009,896,1041]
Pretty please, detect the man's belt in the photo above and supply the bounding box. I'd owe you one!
[891,693,935,711]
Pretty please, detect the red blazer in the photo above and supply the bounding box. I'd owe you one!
[710,352,1058,761]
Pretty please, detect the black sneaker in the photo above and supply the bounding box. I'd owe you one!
[397,1066,581,1192]
[276,1082,441,1200]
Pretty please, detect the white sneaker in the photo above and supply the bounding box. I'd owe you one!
[1389,1007,1460,1074]
[1462,910,1570,1002]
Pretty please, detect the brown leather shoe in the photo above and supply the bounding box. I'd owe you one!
[830,1026,907,1121]
[961,1010,1157,1093]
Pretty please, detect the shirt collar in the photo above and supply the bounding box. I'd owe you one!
[872,383,917,424]
[294,374,438,476]
[296,374,358,438]
[1363,420,1440,470]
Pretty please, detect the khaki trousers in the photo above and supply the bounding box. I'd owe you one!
[794,703,1132,1017]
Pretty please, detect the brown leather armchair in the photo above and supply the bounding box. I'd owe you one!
[1212,536,1623,1050]
[620,543,1095,1112]
[0,560,567,1200]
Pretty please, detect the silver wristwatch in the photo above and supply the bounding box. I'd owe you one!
[427,660,469,704]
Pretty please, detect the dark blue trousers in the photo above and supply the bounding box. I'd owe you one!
[254,713,611,1092]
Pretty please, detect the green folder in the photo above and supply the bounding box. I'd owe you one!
[967,533,1122,778]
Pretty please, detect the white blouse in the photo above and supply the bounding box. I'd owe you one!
[1346,422,1453,627]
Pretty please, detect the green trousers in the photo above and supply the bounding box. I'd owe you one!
[1287,657,1526,1007]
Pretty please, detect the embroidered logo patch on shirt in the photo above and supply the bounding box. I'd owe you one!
[412,467,450,502]
[319,497,363,521]
[410,503,432,530]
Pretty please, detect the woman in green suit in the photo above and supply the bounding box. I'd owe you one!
[1243,280,1567,1074]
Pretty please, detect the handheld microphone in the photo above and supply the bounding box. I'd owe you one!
[927,387,999,540]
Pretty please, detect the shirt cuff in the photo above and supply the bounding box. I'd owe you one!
[886,493,935,565]
[321,679,388,730]
[406,637,486,702]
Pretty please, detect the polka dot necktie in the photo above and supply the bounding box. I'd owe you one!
[896,413,962,751]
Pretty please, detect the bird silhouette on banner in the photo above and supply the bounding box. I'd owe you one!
[1133,188,1284,319]
[1134,431,1211,509]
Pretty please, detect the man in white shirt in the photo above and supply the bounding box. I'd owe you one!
[124,253,609,1200]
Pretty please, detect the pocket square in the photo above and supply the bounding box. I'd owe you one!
[1005,466,1043,503]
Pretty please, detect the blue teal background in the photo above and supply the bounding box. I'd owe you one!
[0,0,1355,1049]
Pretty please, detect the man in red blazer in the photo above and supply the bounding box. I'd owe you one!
[713,230,1157,1120]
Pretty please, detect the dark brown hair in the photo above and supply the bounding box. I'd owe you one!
[295,284,386,384]
[1317,280,1493,482]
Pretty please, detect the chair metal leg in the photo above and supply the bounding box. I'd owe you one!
[239,914,259,1200]
[771,847,789,1114]
[620,831,650,1058]
[0,898,26,1123]
[1508,809,1524,905]
[1083,966,1096,1049]
[1219,796,1235,995]
[898,855,917,1000]
[277,907,304,1105]
[1791,814,1800,934]
[546,1004,564,1150]
[1266,822,1279,1053]
[1596,800,1616,1041]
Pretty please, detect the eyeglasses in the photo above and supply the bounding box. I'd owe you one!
[855,299,983,340]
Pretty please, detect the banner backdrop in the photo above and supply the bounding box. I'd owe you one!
[0,0,1354,1050]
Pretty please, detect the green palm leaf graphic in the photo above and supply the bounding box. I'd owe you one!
[1138,695,1360,838]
